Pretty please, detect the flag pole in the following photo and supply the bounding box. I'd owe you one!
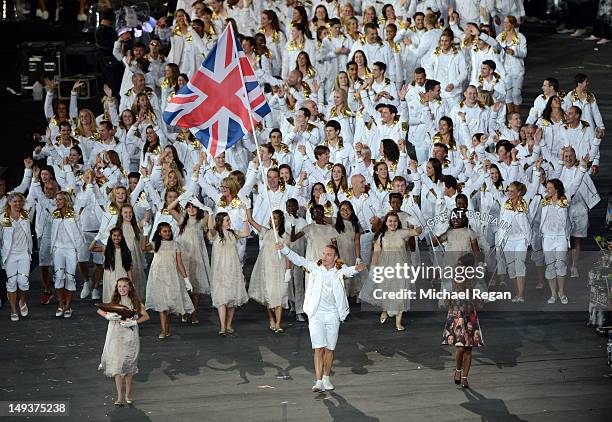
[229,25,282,258]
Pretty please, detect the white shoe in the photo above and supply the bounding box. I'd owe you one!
[91,288,101,300]
[80,281,91,299]
[19,300,28,317]
[571,29,586,37]
[63,309,72,318]
[547,295,557,304]
[570,267,578,278]
[322,376,334,391]
[558,28,574,34]
[585,35,600,41]
[596,38,611,44]
[41,10,49,20]
[558,294,569,305]
[312,380,324,393]
[77,13,87,22]
[55,308,64,317]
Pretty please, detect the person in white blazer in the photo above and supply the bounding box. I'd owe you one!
[50,192,86,319]
[275,242,366,393]
[1,193,34,322]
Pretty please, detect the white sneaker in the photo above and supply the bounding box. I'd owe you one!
[55,308,64,317]
[312,380,324,393]
[547,296,557,304]
[570,267,579,278]
[571,29,586,37]
[585,35,600,41]
[80,281,91,299]
[558,294,569,305]
[91,288,101,300]
[63,309,72,318]
[596,38,611,44]
[322,376,334,391]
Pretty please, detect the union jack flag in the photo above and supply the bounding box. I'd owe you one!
[163,24,271,157]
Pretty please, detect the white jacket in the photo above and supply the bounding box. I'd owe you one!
[281,247,356,321]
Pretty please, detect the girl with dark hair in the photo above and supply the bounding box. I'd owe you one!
[326,163,351,206]
[143,222,194,339]
[306,183,337,224]
[90,228,133,303]
[258,9,286,76]
[379,138,408,180]
[247,209,291,333]
[279,164,296,186]
[115,205,147,300]
[334,201,365,298]
[538,95,566,159]
[97,278,149,406]
[207,211,250,335]
[360,212,420,331]
[372,161,392,204]
[291,5,313,39]
[167,197,212,325]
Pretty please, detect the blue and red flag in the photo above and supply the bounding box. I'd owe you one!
[163,24,271,156]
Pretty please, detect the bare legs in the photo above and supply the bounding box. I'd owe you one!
[7,290,27,316]
[454,346,473,387]
[266,306,283,330]
[159,311,170,336]
[113,373,135,404]
[515,276,525,299]
[217,305,236,333]
[314,348,334,380]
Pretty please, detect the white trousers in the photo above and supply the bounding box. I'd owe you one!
[53,248,78,291]
[5,253,31,292]
[543,236,568,279]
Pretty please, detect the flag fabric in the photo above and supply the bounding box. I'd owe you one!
[163,24,271,157]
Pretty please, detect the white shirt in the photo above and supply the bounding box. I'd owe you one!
[10,218,28,254]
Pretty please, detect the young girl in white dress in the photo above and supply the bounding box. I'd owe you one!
[115,205,147,300]
[247,209,291,333]
[90,228,133,303]
[168,197,212,325]
[97,278,149,406]
[208,211,251,336]
[143,222,194,339]
[360,212,420,331]
[333,201,365,298]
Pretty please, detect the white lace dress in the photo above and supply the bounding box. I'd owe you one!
[210,230,249,308]
[145,240,195,315]
[98,296,140,377]
[360,229,412,316]
[122,222,147,300]
[177,218,212,295]
[102,248,129,303]
[248,228,289,309]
